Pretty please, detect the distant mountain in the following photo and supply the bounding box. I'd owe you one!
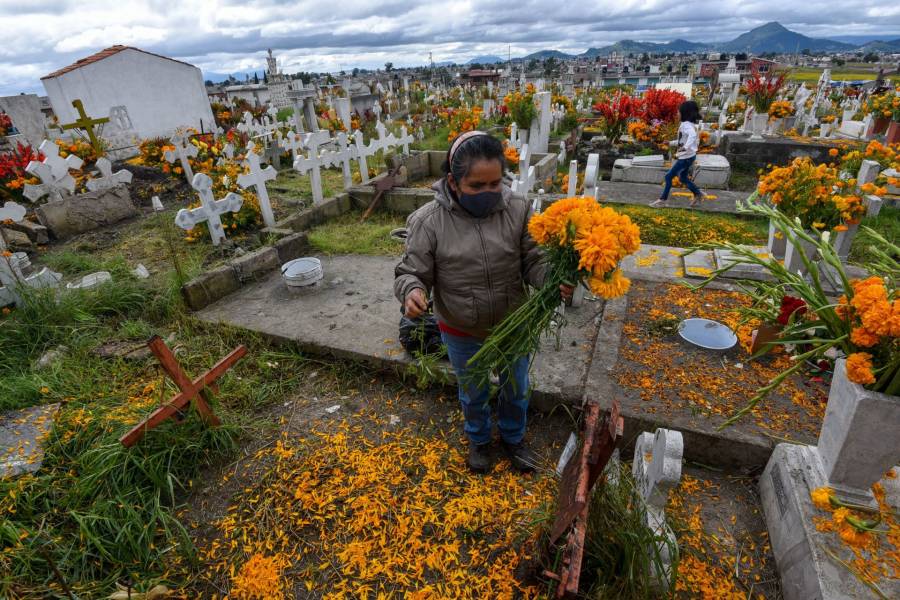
[467,55,504,65]
[830,34,900,45]
[858,39,900,52]
[581,37,709,57]
[522,49,575,61]
[720,22,855,53]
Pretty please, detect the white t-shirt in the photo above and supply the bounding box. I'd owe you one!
[675,122,699,160]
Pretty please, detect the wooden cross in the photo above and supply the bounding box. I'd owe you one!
[61,99,109,154]
[119,336,247,447]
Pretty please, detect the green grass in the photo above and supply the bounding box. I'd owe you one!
[788,68,900,83]
[851,206,900,265]
[411,125,452,151]
[612,203,769,247]
[308,210,406,255]
[577,461,678,599]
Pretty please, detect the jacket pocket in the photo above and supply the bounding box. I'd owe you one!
[440,288,478,329]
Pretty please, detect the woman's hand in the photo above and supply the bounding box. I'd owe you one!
[560,283,575,303]
[404,288,428,319]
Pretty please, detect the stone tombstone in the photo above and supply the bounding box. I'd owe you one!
[103,105,140,160]
[567,160,578,196]
[35,186,138,241]
[0,404,61,478]
[760,357,900,600]
[583,153,600,200]
[85,157,133,192]
[237,141,278,228]
[174,173,243,246]
[632,428,683,586]
[23,139,84,203]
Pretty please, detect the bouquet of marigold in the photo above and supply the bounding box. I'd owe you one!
[866,87,900,122]
[502,143,519,167]
[768,100,794,120]
[0,112,12,137]
[757,157,866,231]
[466,198,640,385]
[692,199,900,426]
[503,90,537,130]
[727,100,747,116]
[741,72,787,114]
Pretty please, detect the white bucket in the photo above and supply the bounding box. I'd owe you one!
[281,257,324,288]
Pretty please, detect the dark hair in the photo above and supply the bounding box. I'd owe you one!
[442,133,504,182]
[679,100,701,124]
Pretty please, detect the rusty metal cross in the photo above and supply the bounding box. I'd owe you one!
[119,335,247,447]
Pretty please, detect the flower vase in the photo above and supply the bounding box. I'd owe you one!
[817,358,900,506]
[886,121,900,145]
[820,123,832,138]
[767,118,782,136]
[767,219,787,259]
[750,114,768,140]
[783,232,817,276]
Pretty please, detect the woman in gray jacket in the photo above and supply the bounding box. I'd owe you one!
[394,131,572,473]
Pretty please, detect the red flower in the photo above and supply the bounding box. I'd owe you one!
[777,295,807,325]
[641,88,686,123]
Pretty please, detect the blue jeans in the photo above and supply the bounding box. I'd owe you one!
[441,332,530,445]
[660,156,701,200]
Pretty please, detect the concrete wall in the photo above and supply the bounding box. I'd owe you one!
[225,87,272,107]
[0,94,46,146]
[719,134,839,171]
[42,48,216,139]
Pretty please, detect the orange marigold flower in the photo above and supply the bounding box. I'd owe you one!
[828,148,839,157]
[838,524,870,548]
[588,269,631,299]
[845,352,876,386]
[810,487,833,510]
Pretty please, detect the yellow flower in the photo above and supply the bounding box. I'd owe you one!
[845,352,875,385]
[810,487,833,510]
[588,269,631,299]
[831,507,850,526]
[40,386,50,395]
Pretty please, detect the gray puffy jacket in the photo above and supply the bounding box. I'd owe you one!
[393,179,546,339]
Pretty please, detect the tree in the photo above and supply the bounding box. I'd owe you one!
[666,64,673,74]
[385,62,394,72]
[204,79,215,87]
[470,63,483,70]
[544,57,559,75]
[352,67,360,77]
[863,52,879,63]
[801,49,811,56]
[735,52,748,61]
[833,58,846,67]
[527,58,540,72]
[253,72,259,84]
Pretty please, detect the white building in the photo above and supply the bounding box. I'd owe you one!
[40,45,216,139]
[223,83,272,107]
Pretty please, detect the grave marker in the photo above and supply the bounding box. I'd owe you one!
[119,335,247,447]
[23,139,84,203]
[61,99,109,154]
[237,141,278,228]
[86,157,133,192]
[294,133,327,205]
[164,133,198,183]
[175,173,244,246]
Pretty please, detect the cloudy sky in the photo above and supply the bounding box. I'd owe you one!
[2,0,899,95]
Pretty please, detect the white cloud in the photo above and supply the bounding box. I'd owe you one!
[0,0,898,95]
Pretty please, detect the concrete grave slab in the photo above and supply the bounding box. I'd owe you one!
[0,403,60,478]
[195,255,601,411]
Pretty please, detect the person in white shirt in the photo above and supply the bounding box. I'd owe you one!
[650,100,706,208]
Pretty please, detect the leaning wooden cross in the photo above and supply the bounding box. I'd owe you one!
[544,399,624,599]
[61,99,109,154]
[119,335,247,447]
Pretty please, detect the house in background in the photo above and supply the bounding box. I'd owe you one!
[41,45,215,139]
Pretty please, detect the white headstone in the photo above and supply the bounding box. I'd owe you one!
[174,173,244,246]
[85,157,133,192]
[163,133,198,183]
[584,153,600,199]
[632,428,683,586]
[567,160,578,196]
[237,141,279,228]
[23,140,84,202]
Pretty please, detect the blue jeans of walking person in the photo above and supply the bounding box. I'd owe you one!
[660,156,701,200]
[441,331,530,446]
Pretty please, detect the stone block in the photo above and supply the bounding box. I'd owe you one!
[1,228,32,251]
[1,403,60,478]
[181,265,240,311]
[713,247,773,281]
[35,186,138,240]
[5,219,49,245]
[231,247,279,283]
[682,250,716,278]
[760,443,900,600]
[274,232,310,264]
[631,154,665,167]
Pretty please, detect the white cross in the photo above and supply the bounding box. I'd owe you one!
[632,427,683,586]
[567,160,578,196]
[0,202,27,253]
[164,133,198,182]
[318,131,355,189]
[0,208,62,306]
[511,143,535,194]
[237,111,256,135]
[353,129,371,185]
[293,133,326,205]
[174,173,244,246]
[23,140,84,202]
[86,157,133,192]
[237,141,278,228]
[222,143,235,160]
[282,130,304,162]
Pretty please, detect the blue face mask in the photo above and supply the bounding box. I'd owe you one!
[457,190,502,218]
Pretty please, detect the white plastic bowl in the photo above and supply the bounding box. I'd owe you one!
[281,257,323,288]
[678,318,738,351]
